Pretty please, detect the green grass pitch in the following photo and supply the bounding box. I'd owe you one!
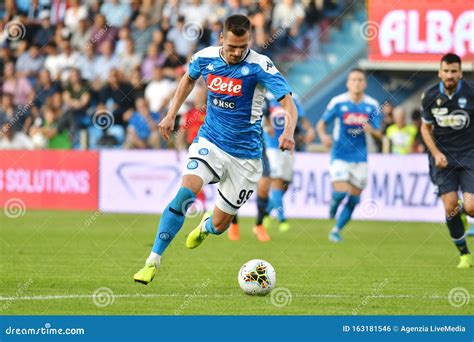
[1,210,473,315]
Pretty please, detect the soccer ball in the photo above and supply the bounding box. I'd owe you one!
[238,259,276,296]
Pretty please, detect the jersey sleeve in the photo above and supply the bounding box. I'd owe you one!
[257,56,292,101]
[188,52,201,80]
[320,98,339,123]
[420,90,434,124]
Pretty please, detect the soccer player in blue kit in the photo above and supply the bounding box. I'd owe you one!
[134,15,298,284]
[316,68,382,243]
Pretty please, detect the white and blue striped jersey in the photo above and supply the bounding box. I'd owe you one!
[321,93,380,162]
[188,46,292,159]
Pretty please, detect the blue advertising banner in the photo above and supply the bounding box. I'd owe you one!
[1,316,473,341]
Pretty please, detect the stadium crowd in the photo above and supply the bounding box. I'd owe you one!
[0,0,423,155]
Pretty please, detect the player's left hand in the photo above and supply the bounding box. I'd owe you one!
[363,123,374,134]
[158,115,175,140]
[278,133,295,151]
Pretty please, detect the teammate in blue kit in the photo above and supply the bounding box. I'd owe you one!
[316,68,382,243]
[263,93,311,232]
[134,15,298,284]
[420,53,474,268]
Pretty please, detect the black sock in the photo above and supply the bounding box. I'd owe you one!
[256,196,268,226]
[446,213,470,255]
[232,215,238,224]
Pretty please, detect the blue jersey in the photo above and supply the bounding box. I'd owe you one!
[264,94,305,149]
[188,46,292,159]
[321,93,380,162]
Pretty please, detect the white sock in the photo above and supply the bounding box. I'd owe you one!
[200,217,210,233]
[146,252,161,268]
[331,226,340,234]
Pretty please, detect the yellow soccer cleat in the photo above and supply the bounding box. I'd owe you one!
[186,211,211,249]
[133,263,157,285]
[457,254,473,269]
[279,221,291,232]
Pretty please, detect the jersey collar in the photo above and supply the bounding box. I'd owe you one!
[439,79,462,99]
[219,47,250,65]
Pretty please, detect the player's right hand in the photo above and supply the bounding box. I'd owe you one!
[434,152,448,168]
[320,134,332,150]
[158,115,175,140]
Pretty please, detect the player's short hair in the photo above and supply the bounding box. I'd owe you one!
[224,14,251,37]
[348,67,365,77]
[441,53,461,66]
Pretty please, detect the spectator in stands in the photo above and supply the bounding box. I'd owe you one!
[166,16,197,59]
[411,109,426,153]
[33,10,55,46]
[383,107,417,155]
[161,41,186,78]
[93,40,120,83]
[90,13,116,53]
[131,13,153,57]
[183,0,210,25]
[0,120,34,150]
[15,44,44,79]
[381,100,394,133]
[145,66,176,114]
[114,26,131,55]
[98,68,134,127]
[63,68,91,136]
[71,18,92,53]
[140,0,164,25]
[64,0,88,31]
[129,67,146,100]
[162,0,183,26]
[272,0,305,50]
[141,43,165,82]
[123,97,161,149]
[77,44,97,82]
[55,39,82,83]
[2,62,35,107]
[0,94,17,128]
[34,69,62,109]
[100,0,132,29]
[29,105,72,149]
[118,38,141,78]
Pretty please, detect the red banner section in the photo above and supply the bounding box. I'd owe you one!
[368,0,474,62]
[0,150,99,210]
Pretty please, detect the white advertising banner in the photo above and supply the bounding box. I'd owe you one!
[100,151,448,222]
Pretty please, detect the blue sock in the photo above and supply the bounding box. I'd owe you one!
[270,189,285,222]
[336,195,360,230]
[152,187,196,255]
[205,216,227,235]
[330,191,347,219]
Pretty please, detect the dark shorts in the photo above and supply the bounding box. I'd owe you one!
[429,154,474,196]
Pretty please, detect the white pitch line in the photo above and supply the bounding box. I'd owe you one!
[1,293,470,301]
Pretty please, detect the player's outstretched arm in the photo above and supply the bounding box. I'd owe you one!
[159,72,197,140]
[420,121,448,168]
[278,94,297,151]
[316,120,332,150]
